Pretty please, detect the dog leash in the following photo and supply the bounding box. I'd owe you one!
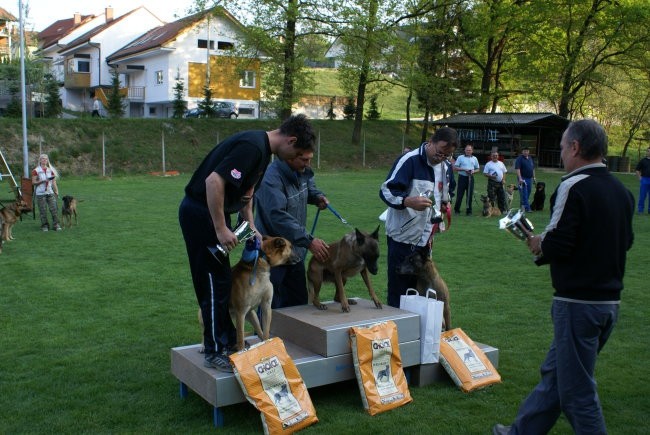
[311,204,353,235]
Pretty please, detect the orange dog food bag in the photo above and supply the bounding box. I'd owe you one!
[349,320,412,415]
[229,337,318,434]
[439,328,501,392]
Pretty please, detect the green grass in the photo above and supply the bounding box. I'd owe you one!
[1,169,648,434]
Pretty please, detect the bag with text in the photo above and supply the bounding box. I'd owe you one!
[400,288,444,363]
[229,337,318,434]
[439,328,501,393]
[349,320,412,415]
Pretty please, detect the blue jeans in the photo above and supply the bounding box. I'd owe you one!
[638,178,650,212]
[510,299,618,435]
[519,178,532,211]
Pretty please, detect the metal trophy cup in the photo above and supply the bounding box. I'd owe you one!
[207,221,256,263]
[499,209,535,240]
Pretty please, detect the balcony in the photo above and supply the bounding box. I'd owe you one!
[64,72,90,89]
[121,86,145,101]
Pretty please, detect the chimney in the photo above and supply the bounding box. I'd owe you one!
[105,7,114,22]
[73,13,81,25]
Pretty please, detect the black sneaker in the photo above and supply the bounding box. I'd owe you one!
[204,353,233,372]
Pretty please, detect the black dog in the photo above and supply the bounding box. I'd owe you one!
[531,182,546,211]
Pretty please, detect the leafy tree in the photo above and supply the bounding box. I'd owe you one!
[198,85,215,117]
[106,69,125,118]
[326,97,336,120]
[365,94,380,120]
[172,70,187,118]
[4,82,21,118]
[343,96,356,120]
[43,74,62,118]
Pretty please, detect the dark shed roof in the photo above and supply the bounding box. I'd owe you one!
[432,112,570,130]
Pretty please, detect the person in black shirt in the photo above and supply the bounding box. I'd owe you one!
[179,115,315,371]
[635,146,650,214]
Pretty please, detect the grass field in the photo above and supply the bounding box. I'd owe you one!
[1,168,648,434]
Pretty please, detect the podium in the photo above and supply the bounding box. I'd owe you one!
[171,298,499,426]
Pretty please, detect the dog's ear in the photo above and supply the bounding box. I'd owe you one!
[371,225,380,240]
[355,228,366,245]
[273,237,287,248]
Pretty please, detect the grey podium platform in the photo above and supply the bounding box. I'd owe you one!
[171,298,499,426]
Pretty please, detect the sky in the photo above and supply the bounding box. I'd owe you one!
[9,1,200,32]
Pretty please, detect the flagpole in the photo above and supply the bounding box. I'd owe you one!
[19,0,29,177]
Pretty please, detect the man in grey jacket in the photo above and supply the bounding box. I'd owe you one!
[255,150,330,308]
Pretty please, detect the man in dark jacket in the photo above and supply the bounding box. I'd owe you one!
[255,150,330,308]
[493,119,634,435]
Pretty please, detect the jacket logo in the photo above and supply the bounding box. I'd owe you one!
[231,169,242,180]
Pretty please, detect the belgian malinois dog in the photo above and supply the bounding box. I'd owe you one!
[1,198,31,243]
[61,195,78,228]
[480,194,502,218]
[397,250,451,330]
[228,236,298,351]
[307,226,383,312]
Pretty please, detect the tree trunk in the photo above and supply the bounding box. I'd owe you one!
[280,1,297,120]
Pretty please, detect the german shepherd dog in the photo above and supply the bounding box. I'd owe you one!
[228,236,298,351]
[307,226,383,312]
[531,181,546,211]
[480,194,502,217]
[61,195,78,228]
[1,198,31,243]
[397,250,451,330]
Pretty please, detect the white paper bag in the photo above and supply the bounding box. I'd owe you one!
[400,288,444,363]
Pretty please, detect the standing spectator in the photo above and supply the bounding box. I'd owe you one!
[92,97,102,118]
[179,115,315,372]
[254,150,330,308]
[515,147,536,212]
[379,127,457,308]
[31,154,61,232]
[493,119,634,435]
[483,151,508,212]
[453,144,480,216]
[634,146,650,215]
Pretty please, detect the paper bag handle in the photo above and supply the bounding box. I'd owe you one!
[406,288,419,296]
[425,288,438,300]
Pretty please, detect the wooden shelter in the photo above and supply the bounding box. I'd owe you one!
[431,112,570,167]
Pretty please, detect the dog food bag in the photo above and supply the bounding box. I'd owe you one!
[439,328,501,393]
[349,321,412,415]
[229,337,318,434]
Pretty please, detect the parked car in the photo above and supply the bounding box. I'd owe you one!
[183,102,239,119]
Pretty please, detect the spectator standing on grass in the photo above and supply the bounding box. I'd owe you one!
[379,127,457,308]
[483,151,508,212]
[515,146,536,212]
[454,144,480,216]
[31,154,61,232]
[493,119,634,435]
[254,150,330,308]
[634,146,650,215]
[92,97,102,118]
[179,115,315,372]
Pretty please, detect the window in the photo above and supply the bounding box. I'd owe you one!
[240,70,256,88]
[77,61,90,73]
[155,70,163,85]
[198,39,215,49]
[217,41,234,50]
[149,107,156,115]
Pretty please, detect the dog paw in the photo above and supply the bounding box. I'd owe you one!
[316,303,328,311]
[373,300,383,309]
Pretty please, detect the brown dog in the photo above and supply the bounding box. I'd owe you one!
[505,184,517,209]
[1,198,31,242]
[481,194,502,217]
[307,226,383,312]
[228,236,298,351]
[61,195,78,228]
[397,250,451,330]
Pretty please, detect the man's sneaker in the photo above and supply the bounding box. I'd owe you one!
[203,352,233,372]
[492,424,511,435]
[54,225,63,231]
[41,225,49,232]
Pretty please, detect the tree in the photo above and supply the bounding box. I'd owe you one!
[172,70,187,118]
[43,74,62,118]
[198,85,215,117]
[343,96,355,120]
[4,82,21,118]
[106,69,125,118]
[365,94,380,120]
[326,97,336,120]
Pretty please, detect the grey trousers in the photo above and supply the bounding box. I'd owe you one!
[36,194,59,228]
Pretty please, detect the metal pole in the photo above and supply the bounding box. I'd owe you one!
[102,131,106,177]
[19,0,29,178]
[162,130,166,175]
[362,131,366,167]
[317,130,321,169]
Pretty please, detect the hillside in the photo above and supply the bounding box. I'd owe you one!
[0,118,429,177]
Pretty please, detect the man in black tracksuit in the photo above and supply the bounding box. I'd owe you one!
[494,119,634,435]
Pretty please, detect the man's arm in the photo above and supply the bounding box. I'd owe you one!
[205,172,237,249]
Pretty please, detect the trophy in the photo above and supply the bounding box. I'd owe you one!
[208,221,256,262]
[499,209,534,241]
